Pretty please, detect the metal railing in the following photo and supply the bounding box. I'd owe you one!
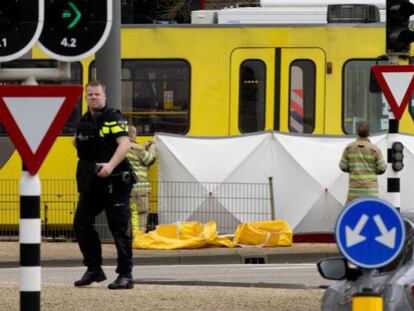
[0,179,78,240]
[158,180,273,234]
[0,179,274,240]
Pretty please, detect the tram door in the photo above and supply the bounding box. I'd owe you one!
[230,47,325,135]
[229,48,275,135]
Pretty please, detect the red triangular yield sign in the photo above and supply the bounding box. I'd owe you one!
[371,65,414,120]
[0,85,83,175]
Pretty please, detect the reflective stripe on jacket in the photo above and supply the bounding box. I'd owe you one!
[126,143,156,194]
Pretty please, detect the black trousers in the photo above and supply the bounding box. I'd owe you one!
[74,178,133,275]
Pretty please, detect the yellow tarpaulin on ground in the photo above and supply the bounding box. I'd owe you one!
[233,220,292,247]
[133,220,292,249]
[133,221,234,249]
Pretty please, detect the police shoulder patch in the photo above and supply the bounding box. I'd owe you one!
[117,120,128,130]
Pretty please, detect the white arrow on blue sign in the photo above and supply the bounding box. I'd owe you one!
[335,198,405,269]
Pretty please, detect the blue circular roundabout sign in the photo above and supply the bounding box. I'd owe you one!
[335,197,405,269]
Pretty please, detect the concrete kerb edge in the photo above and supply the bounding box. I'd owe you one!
[133,280,314,290]
[0,251,340,268]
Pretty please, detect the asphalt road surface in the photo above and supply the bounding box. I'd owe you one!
[1,263,333,288]
[0,263,330,310]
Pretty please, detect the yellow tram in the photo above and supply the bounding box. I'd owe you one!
[0,17,413,231]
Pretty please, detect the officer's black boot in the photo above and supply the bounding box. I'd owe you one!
[108,273,134,290]
[74,268,107,287]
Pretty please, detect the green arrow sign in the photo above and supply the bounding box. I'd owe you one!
[62,2,81,29]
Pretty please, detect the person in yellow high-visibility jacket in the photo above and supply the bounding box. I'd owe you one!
[126,126,156,237]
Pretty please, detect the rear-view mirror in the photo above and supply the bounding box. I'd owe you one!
[317,257,348,280]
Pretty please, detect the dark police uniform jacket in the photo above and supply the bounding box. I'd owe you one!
[75,106,129,192]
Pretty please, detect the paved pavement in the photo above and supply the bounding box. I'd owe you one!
[0,241,340,268]
[0,241,339,289]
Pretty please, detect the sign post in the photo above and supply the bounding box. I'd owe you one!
[0,2,110,309]
[336,198,405,311]
[371,64,414,212]
[19,166,41,311]
[0,85,82,311]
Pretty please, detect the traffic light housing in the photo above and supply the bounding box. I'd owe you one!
[390,141,404,171]
[386,0,414,54]
[0,0,43,62]
[38,0,112,61]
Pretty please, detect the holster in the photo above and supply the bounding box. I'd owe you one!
[110,170,137,186]
[76,160,96,193]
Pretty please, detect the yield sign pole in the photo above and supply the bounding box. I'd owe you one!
[20,77,41,311]
[21,77,41,311]
[20,164,41,311]
[371,65,414,211]
[0,82,82,311]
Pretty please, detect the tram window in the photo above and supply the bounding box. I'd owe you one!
[90,60,190,135]
[289,60,316,133]
[343,60,388,134]
[239,60,266,133]
[0,60,83,136]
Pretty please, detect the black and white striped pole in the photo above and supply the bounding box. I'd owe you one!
[20,167,41,311]
[18,77,41,311]
[387,117,403,212]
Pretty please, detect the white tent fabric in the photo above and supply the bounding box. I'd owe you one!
[156,132,413,234]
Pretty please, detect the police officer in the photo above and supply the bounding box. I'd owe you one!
[73,80,134,289]
[339,121,386,203]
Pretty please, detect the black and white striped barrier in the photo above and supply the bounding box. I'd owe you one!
[20,170,41,311]
[387,118,402,212]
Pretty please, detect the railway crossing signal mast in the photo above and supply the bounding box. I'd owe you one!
[0,2,110,311]
[384,0,414,211]
[358,2,414,310]
[0,3,44,311]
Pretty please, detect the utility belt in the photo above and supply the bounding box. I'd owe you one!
[102,169,135,185]
[95,164,137,185]
[76,160,137,193]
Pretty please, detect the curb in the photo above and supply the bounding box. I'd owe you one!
[134,280,316,289]
[0,251,340,268]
